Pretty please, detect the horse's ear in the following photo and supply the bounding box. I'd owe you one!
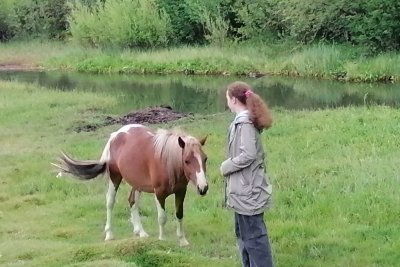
[178,137,185,149]
[199,134,208,146]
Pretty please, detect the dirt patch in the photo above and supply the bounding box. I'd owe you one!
[105,105,191,125]
[73,106,191,132]
[0,63,41,71]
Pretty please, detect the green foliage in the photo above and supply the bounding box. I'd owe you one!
[0,0,18,41]
[13,0,46,38]
[157,0,205,44]
[157,0,232,45]
[279,44,346,77]
[0,0,70,40]
[2,0,400,53]
[273,0,347,43]
[290,0,400,51]
[78,0,105,8]
[42,0,71,39]
[230,0,400,52]
[3,39,400,82]
[69,0,171,48]
[234,0,284,40]
[347,0,400,52]
[253,0,400,52]
[198,7,230,47]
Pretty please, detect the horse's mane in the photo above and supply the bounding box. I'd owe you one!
[153,128,198,189]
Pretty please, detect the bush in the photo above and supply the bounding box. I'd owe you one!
[347,0,400,52]
[69,0,171,48]
[0,0,18,41]
[2,0,400,53]
[43,0,71,39]
[232,0,400,52]
[158,0,205,44]
[234,0,285,40]
[5,0,70,40]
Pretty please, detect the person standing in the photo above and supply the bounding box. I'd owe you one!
[220,81,274,267]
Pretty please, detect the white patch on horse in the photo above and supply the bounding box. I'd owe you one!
[119,124,144,134]
[104,180,117,241]
[177,219,189,246]
[195,154,207,191]
[155,196,167,241]
[100,124,145,163]
[130,190,148,238]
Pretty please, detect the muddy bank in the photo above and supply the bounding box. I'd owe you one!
[74,106,191,132]
[0,63,41,71]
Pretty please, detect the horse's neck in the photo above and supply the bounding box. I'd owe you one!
[176,173,187,183]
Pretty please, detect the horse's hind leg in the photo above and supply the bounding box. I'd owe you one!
[128,189,148,238]
[154,194,167,241]
[104,173,122,241]
[175,188,189,246]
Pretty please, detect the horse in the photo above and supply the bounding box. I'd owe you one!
[53,123,208,246]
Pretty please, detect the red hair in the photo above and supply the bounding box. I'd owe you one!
[227,81,273,131]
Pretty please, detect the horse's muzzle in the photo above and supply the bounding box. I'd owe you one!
[198,184,208,196]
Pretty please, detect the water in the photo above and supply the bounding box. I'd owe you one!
[0,71,399,114]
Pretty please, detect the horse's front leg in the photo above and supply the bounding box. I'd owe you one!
[175,188,189,246]
[154,193,167,241]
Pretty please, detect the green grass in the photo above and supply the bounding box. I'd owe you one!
[0,80,399,266]
[1,40,400,82]
[345,53,400,82]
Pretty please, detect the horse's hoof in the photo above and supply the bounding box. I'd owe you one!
[179,239,189,247]
[134,230,149,238]
[105,233,115,241]
[139,232,149,238]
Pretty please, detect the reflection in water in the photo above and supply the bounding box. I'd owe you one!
[0,71,399,114]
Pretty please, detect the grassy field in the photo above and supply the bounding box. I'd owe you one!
[0,80,399,267]
[1,40,400,82]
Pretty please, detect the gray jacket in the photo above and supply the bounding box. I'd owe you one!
[220,112,272,215]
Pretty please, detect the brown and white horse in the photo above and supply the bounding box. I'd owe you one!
[53,124,208,246]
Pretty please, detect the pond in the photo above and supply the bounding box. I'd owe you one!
[0,71,399,115]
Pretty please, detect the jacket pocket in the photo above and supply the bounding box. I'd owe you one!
[228,172,251,196]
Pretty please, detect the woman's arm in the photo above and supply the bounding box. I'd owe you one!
[220,123,257,176]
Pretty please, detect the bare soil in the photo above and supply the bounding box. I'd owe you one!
[74,106,191,132]
[0,63,41,71]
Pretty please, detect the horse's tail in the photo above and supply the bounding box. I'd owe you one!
[52,152,107,180]
[52,133,115,180]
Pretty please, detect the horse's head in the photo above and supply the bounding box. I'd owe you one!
[178,136,208,196]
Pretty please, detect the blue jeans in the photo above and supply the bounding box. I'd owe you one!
[235,212,274,267]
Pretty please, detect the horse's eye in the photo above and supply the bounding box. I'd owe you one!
[204,157,208,162]
[184,160,190,164]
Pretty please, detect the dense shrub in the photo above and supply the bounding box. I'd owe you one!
[234,0,285,40]
[347,0,400,51]
[233,0,400,52]
[43,0,71,39]
[69,0,171,48]
[0,0,70,40]
[158,0,205,44]
[1,0,399,53]
[0,0,18,41]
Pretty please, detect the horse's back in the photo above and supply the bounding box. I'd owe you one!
[108,124,156,191]
[110,123,155,160]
